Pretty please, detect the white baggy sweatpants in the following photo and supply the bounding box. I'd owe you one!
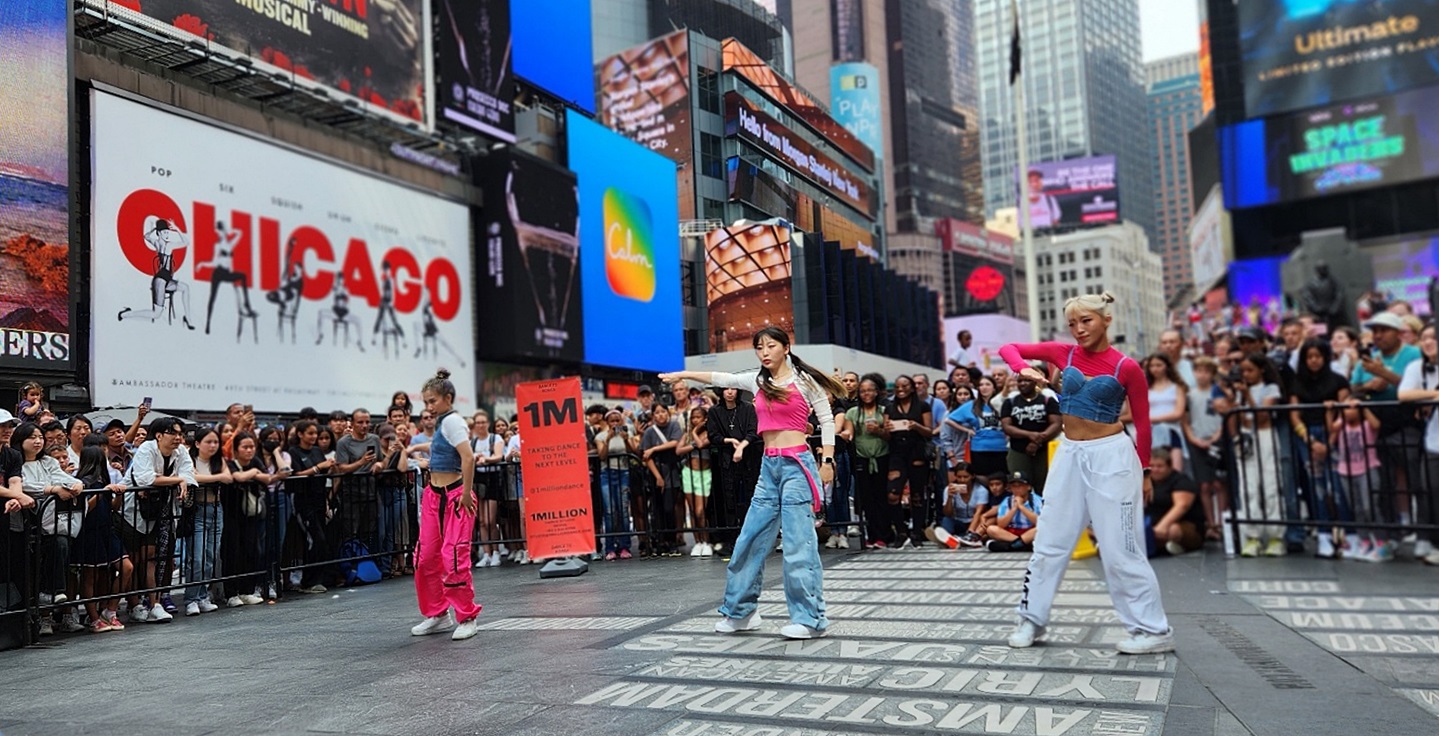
[1016,432,1171,635]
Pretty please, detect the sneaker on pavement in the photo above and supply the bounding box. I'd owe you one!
[160,595,178,614]
[411,611,457,636]
[1117,629,1177,655]
[604,551,617,561]
[195,599,218,613]
[1165,541,1186,557]
[452,617,480,641]
[1342,538,1371,560]
[38,618,54,636]
[898,537,915,550]
[835,536,850,550]
[1264,538,1287,557]
[692,543,706,556]
[871,540,888,550]
[1422,551,1439,566]
[847,526,861,537]
[300,584,327,594]
[227,596,245,608]
[266,583,279,600]
[1415,539,1435,559]
[923,526,939,543]
[619,549,633,560]
[185,602,201,617]
[1315,534,1336,559]
[700,543,714,557]
[148,604,173,622]
[779,623,827,640]
[960,532,984,548]
[129,605,152,624]
[1366,541,1396,563]
[53,593,68,605]
[1007,619,1044,648]
[986,539,1012,553]
[239,594,265,606]
[60,613,84,633]
[1240,538,1261,558]
[90,618,113,633]
[714,612,763,634]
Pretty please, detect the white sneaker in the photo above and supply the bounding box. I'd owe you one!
[1422,551,1439,567]
[847,526,861,537]
[497,544,510,557]
[198,599,220,613]
[266,583,279,600]
[185,602,201,617]
[227,596,245,608]
[1415,540,1435,559]
[517,551,531,565]
[899,537,915,550]
[700,543,714,557]
[38,618,54,636]
[824,535,838,549]
[452,617,480,641]
[1316,534,1336,559]
[1007,619,1044,648]
[60,612,84,633]
[149,603,173,622]
[836,536,849,549]
[1165,541,1186,557]
[129,604,152,624]
[779,623,827,640]
[411,611,456,636]
[714,612,763,634]
[289,570,303,587]
[1117,629,1177,654]
[691,543,704,557]
[240,594,265,606]
[491,552,503,567]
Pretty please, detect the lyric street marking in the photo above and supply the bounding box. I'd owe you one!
[1228,580,1340,594]
[755,602,1119,624]
[825,568,1096,580]
[1274,612,1439,632]
[1307,632,1439,656]
[1398,689,1439,717]
[658,618,1125,645]
[763,590,1114,608]
[1247,595,1439,612]
[472,616,663,631]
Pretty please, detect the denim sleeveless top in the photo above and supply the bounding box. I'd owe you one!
[1058,346,1130,424]
[429,410,463,474]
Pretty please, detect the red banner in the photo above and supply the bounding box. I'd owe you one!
[516,377,596,561]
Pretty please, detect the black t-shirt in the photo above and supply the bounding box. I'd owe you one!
[1290,370,1349,428]
[886,397,929,455]
[287,444,329,496]
[1000,393,1060,452]
[1148,471,1205,531]
[1,445,22,485]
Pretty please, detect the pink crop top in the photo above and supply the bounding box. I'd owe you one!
[755,386,812,437]
[709,361,836,447]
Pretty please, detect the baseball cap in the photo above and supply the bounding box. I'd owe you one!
[1007,470,1032,485]
[637,385,654,396]
[102,418,127,433]
[1235,326,1266,342]
[0,408,16,426]
[1364,312,1405,332]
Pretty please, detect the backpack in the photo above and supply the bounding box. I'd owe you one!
[338,538,383,585]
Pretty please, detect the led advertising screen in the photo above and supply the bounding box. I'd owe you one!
[99,0,428,125]
[477,150,581,362]
[597,30,693,219]
[704,221,795,354]
[725,92,876,218]
[1221,84,1439,209]
[0,0,70,370]
[936,219,1015,317]
[90,92,475,412]
[566,110,682,372]
[1241,0,1439,118]
[435,0,515,142]
[511,0,594,113]
[1366,235,1439,316]
[830,62,883,161]
[1017,156,1120,229]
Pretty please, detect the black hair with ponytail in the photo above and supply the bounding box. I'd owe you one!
[752,327,847,403]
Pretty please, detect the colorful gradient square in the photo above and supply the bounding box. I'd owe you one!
[602,187,656,302]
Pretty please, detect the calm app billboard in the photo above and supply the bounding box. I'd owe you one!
[567,110,682,372]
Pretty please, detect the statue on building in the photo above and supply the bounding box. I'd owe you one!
[1300,261,1347,330]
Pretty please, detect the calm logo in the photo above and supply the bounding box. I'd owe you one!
[603,187,656,302]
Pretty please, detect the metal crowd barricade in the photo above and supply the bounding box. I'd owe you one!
[1221,399,1438,547]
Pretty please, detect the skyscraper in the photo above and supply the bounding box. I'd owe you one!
[1146,53,1203,303]
[976,0,1154,239]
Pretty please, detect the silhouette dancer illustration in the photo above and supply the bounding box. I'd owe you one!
[197,221,258,335]
[118,217,196,330]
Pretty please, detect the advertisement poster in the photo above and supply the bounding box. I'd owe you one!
[936,219,1015,317]
[1366,235,1439,316]
[830,62,883,161]
[1221,84,1439,209]
[725,92,876,218]
[566,110,683,372]
[1017,156,1120,229]
[1188,185,1232,291]
[0,0,70,370]
[597,30,692,220]
[705,221,795,353]
[516,377,595,561]
[90,92,474,412]
[477,150,582,362]
[436,0,515,142]
[102,0,428,124]
[510,0,594,113]
[1241,0,1439,117]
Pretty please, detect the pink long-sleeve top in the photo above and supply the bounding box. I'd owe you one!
[998,342,1150,468]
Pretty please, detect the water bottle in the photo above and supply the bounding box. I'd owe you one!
[1221,510,1237,558]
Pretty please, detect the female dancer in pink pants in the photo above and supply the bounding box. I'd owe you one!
[410,369,482,641]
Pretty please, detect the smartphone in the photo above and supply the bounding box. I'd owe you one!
[142,396,153,408]
[891,419,912,432]
[243,404,253,413]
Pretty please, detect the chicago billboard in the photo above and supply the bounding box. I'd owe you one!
[89,92,474,411]
[704,221,795,354]
[1017,156,1120,229]
[0,0,70,370]
[435,0,515,142]
[1241,0,1439,118]
[1221,84,1439,209]
[103,0,428,124]
[830,62,883,161]
[566,110,682,372]
[476,150,581,362]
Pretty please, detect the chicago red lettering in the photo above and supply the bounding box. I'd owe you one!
[116,188,461,320]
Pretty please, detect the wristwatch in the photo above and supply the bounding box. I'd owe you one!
[822,457,835,466]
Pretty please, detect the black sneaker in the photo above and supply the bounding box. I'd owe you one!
[1010,539,1032,552]
[986,539,1009,553]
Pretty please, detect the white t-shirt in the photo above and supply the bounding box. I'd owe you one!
[950,345,974,368]
[1399,360,1439,454]
[505,434,522,459]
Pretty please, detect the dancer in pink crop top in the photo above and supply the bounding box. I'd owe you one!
[997,293,1175,657]
[661,327,847,641]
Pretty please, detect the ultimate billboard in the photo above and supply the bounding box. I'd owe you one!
[1241,0,1439,118]
[436,0,515,142]
[90,92,474,412]
[1017,156,1120,229]
[0,0,70,370]
[100,0,428,125]
[1221,84,1439,209]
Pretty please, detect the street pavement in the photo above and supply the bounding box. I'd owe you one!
[2,541,1437,735]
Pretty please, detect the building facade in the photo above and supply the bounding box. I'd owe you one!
[1147,53,1203,304]
[1026,222,1165,355]
[592,0,793,76]
[976,0,1154,238]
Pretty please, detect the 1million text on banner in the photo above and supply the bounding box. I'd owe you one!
[89,92,475,413]
[516,377,596,561]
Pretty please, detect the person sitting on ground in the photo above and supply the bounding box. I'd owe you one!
[974,474,1009,534]
[1145,451,1204,557]
[934,462,988,549]
[985,471,1042,552]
